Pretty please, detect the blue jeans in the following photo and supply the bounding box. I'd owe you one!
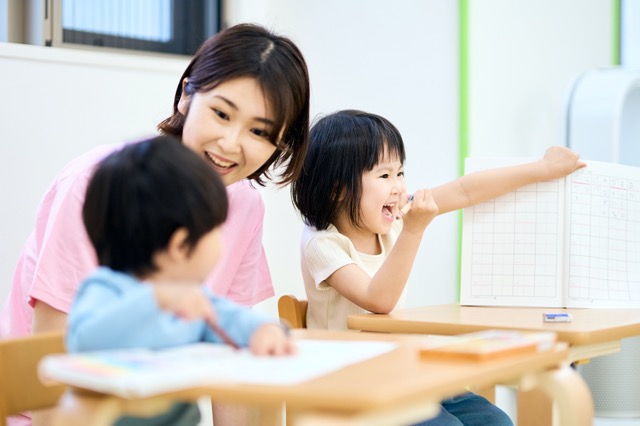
[414,392,513,426]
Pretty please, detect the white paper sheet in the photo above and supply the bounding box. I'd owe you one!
[39,339,398,398]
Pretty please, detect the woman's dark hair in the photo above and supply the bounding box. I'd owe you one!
[158,23,310,186]
[291,110,406,230]
[83,136,228,276]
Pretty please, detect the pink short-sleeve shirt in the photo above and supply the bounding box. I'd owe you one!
[0,143,273,341]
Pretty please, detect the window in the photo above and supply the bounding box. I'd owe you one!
[49,0,221,56]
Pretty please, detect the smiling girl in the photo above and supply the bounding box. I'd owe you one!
[1,23,309,426]
[291,109,585,425]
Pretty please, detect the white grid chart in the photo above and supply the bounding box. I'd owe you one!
[468,180,562,299]
[567,170,640,303]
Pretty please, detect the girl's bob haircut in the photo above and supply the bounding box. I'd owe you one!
[292,109,406,230]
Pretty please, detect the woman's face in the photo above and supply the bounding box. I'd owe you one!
[178,77,279,186]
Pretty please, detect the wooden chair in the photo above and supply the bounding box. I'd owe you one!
[277,295,308,329]
[0,331,66,426]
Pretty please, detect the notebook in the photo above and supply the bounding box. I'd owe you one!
[460,158,640,308]
[419,329,557,362]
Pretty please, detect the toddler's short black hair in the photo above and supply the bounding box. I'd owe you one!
[83,136,228,276]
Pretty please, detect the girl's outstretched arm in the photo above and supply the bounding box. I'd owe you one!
[429,146,585,215]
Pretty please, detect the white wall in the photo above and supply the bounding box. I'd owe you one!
[467,0,613,158]
[622,0,640,68]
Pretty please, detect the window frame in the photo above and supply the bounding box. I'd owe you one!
[46,0,221,57]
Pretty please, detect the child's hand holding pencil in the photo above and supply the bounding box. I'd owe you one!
[153,283,241,349]
[395,194,414,220]
[396,190,439,233]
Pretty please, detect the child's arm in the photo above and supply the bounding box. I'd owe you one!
[67,268,234,351]
[326,189,439,314]
[66,282,179,351]
[150,285,294,354]
[153,282,218,323]
[207,296,295,355]
[429,146,585,215]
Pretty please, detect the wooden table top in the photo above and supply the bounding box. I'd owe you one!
[348,304,640,345]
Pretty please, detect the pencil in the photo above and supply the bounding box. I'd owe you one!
[396,194,414,220]
[207,318,241,350]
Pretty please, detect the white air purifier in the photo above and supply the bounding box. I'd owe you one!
[567,68,640,166]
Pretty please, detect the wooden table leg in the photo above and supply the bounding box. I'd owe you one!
[474,385,496,403]
[518,388,553,426]
[248,404,283,426]
[518,367,593,426]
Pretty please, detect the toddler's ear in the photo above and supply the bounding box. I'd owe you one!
[166,227,190,260]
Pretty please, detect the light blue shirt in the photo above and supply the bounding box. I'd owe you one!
[67,267,275,352]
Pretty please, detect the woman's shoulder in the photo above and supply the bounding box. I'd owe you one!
[226,179,264,205]
[48,143,125,190]
[36,143,126,214]
[59,143,125,176]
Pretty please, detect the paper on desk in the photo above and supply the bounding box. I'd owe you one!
[39,339,397,398]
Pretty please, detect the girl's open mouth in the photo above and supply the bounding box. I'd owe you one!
[382,204,394,221]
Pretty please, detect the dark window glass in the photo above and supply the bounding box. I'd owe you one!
[61,0,220,56]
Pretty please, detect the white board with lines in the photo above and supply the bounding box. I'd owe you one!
[566,164,640,306]
[460,159,640,308]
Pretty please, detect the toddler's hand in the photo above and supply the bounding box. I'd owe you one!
[400,189,439,235]
[249,323,296,356]
[541,146,586,180]
[152,283,217,325]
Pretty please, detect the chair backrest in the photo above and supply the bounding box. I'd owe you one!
[278,295,308,329]
[0,331,66,426]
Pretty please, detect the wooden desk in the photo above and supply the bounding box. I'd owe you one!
[348,304,640,362]
[348,304,640,425]
[48,329,591,426]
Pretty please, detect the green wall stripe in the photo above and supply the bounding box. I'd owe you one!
[456,0,469,301]
[612,0,621,65]
[459,0,469,176]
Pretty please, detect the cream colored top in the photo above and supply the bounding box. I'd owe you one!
[301,220,406,330]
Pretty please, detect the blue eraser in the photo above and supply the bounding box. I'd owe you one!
[543,313,572,323]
